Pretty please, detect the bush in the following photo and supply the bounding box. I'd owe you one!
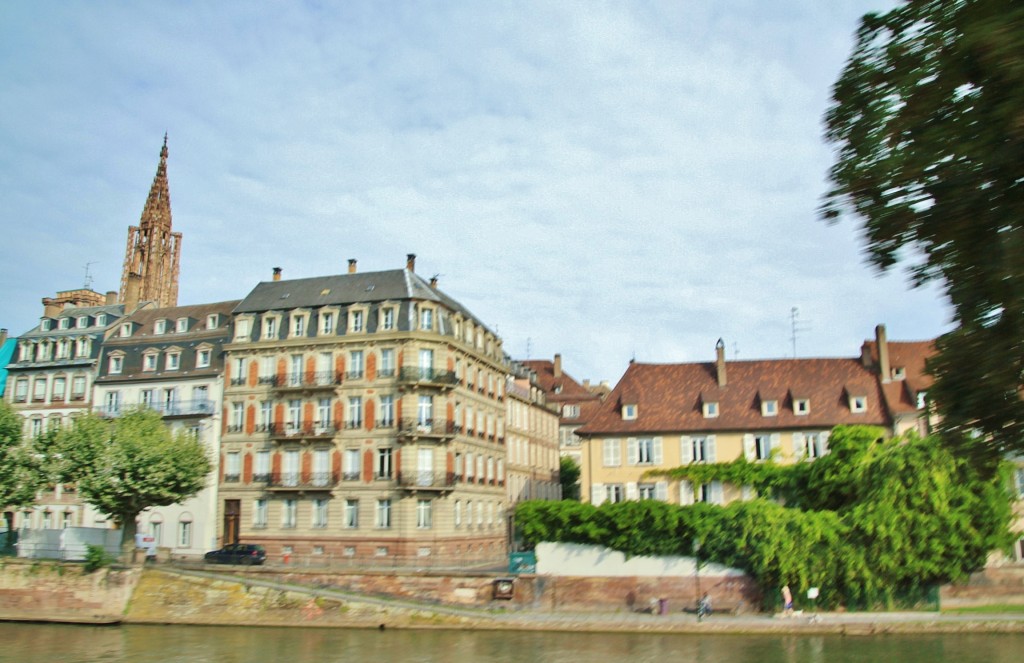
[83,544,114,573]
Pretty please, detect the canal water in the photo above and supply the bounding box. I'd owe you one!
[0,623,1020,663]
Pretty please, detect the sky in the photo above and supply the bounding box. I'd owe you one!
[0,1,950,386]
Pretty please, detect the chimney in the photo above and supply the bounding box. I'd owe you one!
[406,253,416,272]
[553,354,562,378]
[348,259,357,274]
[876,324,891,383]
[42,297,61,318]
[429,276,438,289]
[0,329,7,346]
[105,290,118,305]
[715,338,727,387]
[273,267,282,282]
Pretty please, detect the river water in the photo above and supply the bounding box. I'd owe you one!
[1,623,1020,663]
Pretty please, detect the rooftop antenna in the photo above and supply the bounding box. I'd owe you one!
[732,342,740,359]
[83,262,97,290]
[790,307,812,358]
[525,337,532,359]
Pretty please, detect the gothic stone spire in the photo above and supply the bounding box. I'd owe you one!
[119,134,183,309]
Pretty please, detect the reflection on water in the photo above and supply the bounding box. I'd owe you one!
[0,623,1020,663]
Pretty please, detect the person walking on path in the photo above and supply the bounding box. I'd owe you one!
[781,585,794,617]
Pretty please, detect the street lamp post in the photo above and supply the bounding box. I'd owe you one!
[693,537,702,623]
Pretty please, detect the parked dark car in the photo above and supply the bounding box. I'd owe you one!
[203,543,267,565]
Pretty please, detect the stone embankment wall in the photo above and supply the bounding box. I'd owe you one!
[940,566,1024,609]
[0,558,139,623]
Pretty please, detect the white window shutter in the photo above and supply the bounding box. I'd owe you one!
[820,430,830,455]
[625,482,638,501]
[591,483,606,505]
[655,481,668,501]
[743,434,756,461]
[679,480,694,505]
[792,432,805,460]
[627,437,638,465]
[680,436,693,465]
[741,485,753,501]
[711,480,724,505]
[770,433,781,455]
[652,437,663,464]
[706,435,717,463]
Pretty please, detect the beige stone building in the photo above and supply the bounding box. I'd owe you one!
[218,257,513,564]
[504,362,560,506]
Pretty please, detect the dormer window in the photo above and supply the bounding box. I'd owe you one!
[206,314,219,329]
[263,316,278,340]
[175,318,189,333]
[761,399,778,417]
[349,309,365,333]
[166,351,181,371]
[155,319,167,335]
[234,316,251,341]
[892,366,906,380]
[59,318,70,330]
[380,307,395,331]
[143,352,158,372]
[849,395,867,413]
[96,314,107,326]
[108,353,124,374]
[40,319,52,331]
[196,347,212,368]
[419,307,433,331]
[916,390,928,409]
[319,310,335,335]
[622,404,637,420]
[702,401,719,418]
[794,399,810,416]
[291,313,307,338]
[76,316,88,329]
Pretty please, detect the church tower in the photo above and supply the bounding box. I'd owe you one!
[119,134,182,309]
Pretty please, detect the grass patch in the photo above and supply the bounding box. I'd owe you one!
[942,604,1024,614]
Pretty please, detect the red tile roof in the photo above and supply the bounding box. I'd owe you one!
[577,357,890,436]
[862,339,936,415]
[519,359,607,425]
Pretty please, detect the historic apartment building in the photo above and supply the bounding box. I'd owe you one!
[218,257,514,563]
[92,300,240,557]
[576,337,892,507]
[504,362,560,505]
[5,288,131,528]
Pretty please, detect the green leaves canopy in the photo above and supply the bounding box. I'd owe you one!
[822,0,1024,461]
[0,400,45,513]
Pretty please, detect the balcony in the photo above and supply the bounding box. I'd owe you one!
[396,418,456,441]
[273,372,343,392]
[395,471,456,492]
[266,471,339,491]
[397,367,458,389]
[269,422,338,441]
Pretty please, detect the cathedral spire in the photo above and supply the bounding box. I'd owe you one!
[119,134,182,309]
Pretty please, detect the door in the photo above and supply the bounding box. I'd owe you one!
[222,499,240,545]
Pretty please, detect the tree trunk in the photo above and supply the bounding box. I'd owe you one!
[119,515,139,563]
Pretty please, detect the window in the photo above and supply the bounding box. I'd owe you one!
[563,404,580,418]
[916,390,928,409]
[263,316,277,340]
[850,395,867,413]
[417,395,432,427]
[52,377,66,402]
[109,355,123,374]
[287,399,302,432]
[419,307,433,331]
[254,451,271,482]
[224,452,241,482]
[289,354,303,386]
[234,318,250,340]
[178,520,192,547]
[71,376,86,400]
[258,401,272,432]
[56,339,69,358]
[229,403,244,432]
[687,436,715,463]
[607,484,625,503]
[40,319,51,331]
[631,437,660,465]
[376,499,392,528]
[253,499,268,527]
[282,499,297,528]
[379,395,395,427]
[350,309,364,333]
[703,401,718,418]
[761,400,778,416]
[155,319,167,334]
[344,499,359,528]
[379,348,395,377]
[746,434,775,461]
[119,322,132,337]
[699,481,724,505]
[602,439,622,467]
[1015,468,1024,499]
[196,349,211,368]
[59,318,70,330]
[376,447,393,479]
[96,314,106,326]
[465,452,475,481]
[32,378,47,402]
[347,396,362,428]
[622,404,637,420]
[454,500,462,527]
[416,499,432,529]
[30,418,43,438]
[381,307,395,331]
[320,311,335,335]
[166,352,180,371]
[14,379,28,403]
[206,314,219,329]
[143,353,158,371]
[312,499,329,528]
[104,391,121,415]
[76,316,88,329]
[794,398,810,415]
[316,397,332,432]
[75,337,89,358]
[343,448,360,481]
[348,350,364,379]
[291,314,305,337]
[638,484,657,500]
[175,318,188,332]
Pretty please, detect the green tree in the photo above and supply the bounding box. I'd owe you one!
[559,455,581,500]
[822,0,1024,463]
[0,401,45,548]
[52,408,212,557]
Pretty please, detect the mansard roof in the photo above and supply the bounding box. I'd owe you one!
[578,356,890,436]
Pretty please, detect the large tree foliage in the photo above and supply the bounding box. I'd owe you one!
[0,401,45,545]
[559,455,581,500]
[516,427,1014,609]
[52,408,212,553]
[822,0,1024,462]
